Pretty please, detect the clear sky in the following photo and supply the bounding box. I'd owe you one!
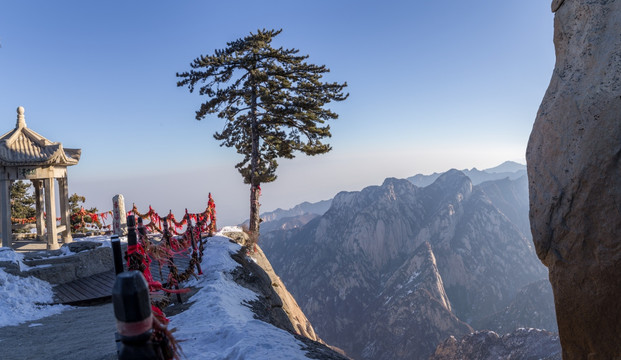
[0,1,555,226]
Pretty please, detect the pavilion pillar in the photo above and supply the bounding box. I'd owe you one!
[0,179,11,248]
[33,179,45,241]
[44,177,59,250]
[58,177,72,243]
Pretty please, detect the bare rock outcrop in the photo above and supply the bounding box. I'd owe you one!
[224,231,349,359]
[429,328,561,360]
[475,279,557,333]
[526,0,621,358]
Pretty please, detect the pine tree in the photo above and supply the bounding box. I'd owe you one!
[68,193,87,213]
[10,180,35,220]
[177,29,348,239]
[68,193,101,233]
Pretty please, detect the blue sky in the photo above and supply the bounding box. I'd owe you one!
[0,1,554,226]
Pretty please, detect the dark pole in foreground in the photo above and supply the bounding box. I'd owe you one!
[111,235,124,275]
[113,271,159,359]
[127,215,137,247]
[137,216,148,241]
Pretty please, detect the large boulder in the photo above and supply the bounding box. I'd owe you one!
[526,0,621,358]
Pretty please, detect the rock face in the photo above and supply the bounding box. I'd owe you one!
[476,279,557,333]
[356,241,472,360]
[526,1,621,358]
[224,231,349,359]
[429,328,561,360]
[477,175,530,238]
[263,171,548,359]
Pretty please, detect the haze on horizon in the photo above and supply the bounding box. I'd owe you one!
[0,1,554,226]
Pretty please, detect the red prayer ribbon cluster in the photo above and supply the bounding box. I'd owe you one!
[129,193,217,236]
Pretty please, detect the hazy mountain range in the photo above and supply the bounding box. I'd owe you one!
[255,161,527,233]
[255,161,558,360]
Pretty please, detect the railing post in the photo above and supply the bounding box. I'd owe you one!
[137,216,148,242]
[186,209,202,275]
[127,215,137,248]
[162,217,182,303]
[111,235,124,275]
[112,271,159,359]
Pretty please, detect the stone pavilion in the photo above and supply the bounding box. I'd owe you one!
[0,106,81,249]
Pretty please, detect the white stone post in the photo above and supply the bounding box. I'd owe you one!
[44,177,59,250]
[58,177,72,243]
[33,180,45,241]
[0,179,11,248]
[113,194,127,236]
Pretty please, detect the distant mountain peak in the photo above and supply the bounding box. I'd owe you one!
[483,161,526,174]
[408,161,527,188]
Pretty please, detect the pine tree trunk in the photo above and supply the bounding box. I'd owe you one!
[248,81,261,239]
[249,184,260,237]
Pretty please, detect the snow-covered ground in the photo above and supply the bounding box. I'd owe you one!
[0,228,312,359]
[0,248,70,327]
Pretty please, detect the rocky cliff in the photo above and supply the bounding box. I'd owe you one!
[224,230,349,359]
[262,171,549,360]
[476,279,557,333]
[526,0,621,358]
[429,328,561,360]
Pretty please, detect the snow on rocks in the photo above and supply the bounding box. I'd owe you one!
[171,235,310,359]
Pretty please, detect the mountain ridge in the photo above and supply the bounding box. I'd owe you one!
[261,168,550,360]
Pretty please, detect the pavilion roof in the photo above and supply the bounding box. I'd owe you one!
[0,107,81,166]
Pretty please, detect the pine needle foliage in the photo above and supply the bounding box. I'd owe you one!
[177,29,348,236]
[10,180,35,220]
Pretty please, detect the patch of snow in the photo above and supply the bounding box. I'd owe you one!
[406,271,421,284]
[72,234,126,248]
[28,323,43,327]
[218,226,243,234]
[0,247,24,263]
[384,296,393,306]
[0,267,70,327]
[0,247,30,271]
[26,264,53,270]
[171,235,309,359]
[59,246,72,256]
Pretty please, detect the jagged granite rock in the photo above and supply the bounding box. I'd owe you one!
[476,279,557,333]
[477,175,530,239]
[263,171,546,360]
[429,328,561,360]
[415,172,543,323]
[224,231,349,359]
[357,242,472,360]
[526,1,621,358]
